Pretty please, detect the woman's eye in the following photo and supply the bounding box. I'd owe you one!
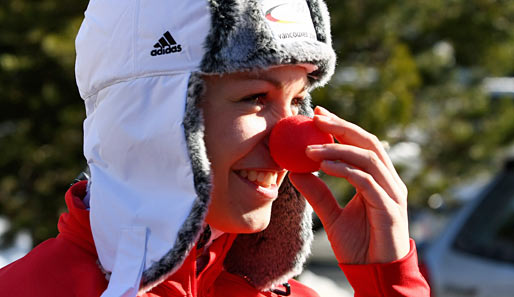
[241,93,266,105]
[291,97,305,107]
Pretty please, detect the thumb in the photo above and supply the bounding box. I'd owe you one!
[289,173,341,228]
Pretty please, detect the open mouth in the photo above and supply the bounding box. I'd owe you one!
[236,170,278,188]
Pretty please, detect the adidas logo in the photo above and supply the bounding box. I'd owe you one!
[150,31,182,56]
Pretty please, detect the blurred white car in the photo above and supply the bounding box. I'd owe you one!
[419,159,514,297]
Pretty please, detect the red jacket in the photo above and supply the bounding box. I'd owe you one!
[0,181,429,296]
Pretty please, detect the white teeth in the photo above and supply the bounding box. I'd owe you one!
[248,170,258,182]
[238,170,278,188]
[266,172,277,186]
[257,172,266,183]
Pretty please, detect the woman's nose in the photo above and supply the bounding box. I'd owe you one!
[263,100,296,148]
[271,100,296,123]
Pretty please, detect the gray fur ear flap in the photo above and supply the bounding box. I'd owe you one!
[223,177,313,290]
[139,73,212,292]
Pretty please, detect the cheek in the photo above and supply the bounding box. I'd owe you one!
[204,115,264,167]
[231,116,268,154]
[204,110,269,184]
[236,115,267,139]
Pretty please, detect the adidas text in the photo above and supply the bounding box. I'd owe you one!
[151,45,182,56]
[151,31,182,56]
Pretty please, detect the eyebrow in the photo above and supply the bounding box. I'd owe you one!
[235,73,309,93]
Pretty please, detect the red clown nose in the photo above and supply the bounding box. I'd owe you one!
[270,115,334,173]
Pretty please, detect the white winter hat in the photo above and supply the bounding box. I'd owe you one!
[75,0,336,296]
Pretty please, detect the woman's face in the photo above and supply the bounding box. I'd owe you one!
[201,65,309,233]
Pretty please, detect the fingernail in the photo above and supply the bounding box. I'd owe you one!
[306,144,324,150]
[315,106,331,115]
[323,160,347,167]
[314,114,331,122]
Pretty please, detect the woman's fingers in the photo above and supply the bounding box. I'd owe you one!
[313,106,407,196]
[306,143,402,204]
[319,161,397,213]
[288,173,342,228]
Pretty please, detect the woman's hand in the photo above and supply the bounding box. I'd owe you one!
[289,106,410,265]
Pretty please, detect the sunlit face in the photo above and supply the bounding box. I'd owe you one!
[201,65,309,233]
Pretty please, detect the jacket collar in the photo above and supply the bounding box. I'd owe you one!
[57,181,96,255]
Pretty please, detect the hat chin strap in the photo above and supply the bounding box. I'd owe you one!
[101,227,148,297]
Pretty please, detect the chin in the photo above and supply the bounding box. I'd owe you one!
[206,207,272,234]
[234,202,275,233]
[237,215,271,234]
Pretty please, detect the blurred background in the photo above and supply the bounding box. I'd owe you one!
[1,0,513,296]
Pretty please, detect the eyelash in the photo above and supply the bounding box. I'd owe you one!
[241,93,266,105]
[240,93,305,107]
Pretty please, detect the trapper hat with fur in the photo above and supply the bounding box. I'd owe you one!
[75,0,336,296]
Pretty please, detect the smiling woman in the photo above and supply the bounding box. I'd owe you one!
[0,0,429,296]
[202,66,309,233]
